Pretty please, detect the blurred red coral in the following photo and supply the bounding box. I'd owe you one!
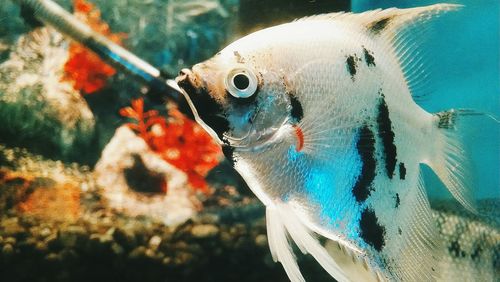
[121,98,221,193]
[62,0,126,94]
[119,98,166,142]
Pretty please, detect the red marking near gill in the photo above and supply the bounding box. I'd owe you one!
[293,125,304,152]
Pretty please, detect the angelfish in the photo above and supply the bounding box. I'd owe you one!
[175,4,480,281]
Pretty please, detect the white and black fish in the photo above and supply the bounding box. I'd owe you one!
[322,199,499,281]
[175,4,489,281]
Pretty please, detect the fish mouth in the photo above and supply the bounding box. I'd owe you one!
[175,69,227,146]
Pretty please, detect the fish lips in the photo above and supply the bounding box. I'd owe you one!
[176,69,230,143]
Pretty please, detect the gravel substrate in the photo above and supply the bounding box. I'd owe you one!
[0,149,333,282]
[0,200,334,282]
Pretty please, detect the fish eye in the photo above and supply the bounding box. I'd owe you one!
[233,74,250,90]
[225,68,258,99]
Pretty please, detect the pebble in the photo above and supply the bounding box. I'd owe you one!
[191,224,219,239]
[155,251,165,260]
[98,234,113,245]
[87,234,105,253]
[172,241,188,251]
[174,251,193,265]
[111,243,124,255]
[229,224,246,236]
[35,241,48,252]
[112,228,136,249]
[148,235,161,250]
[254,234,267,247]
[18,237,37,251]
[2,243,14,255]
[45,252,61,262]
[40,227,52,238]
[128,246,147,259]
[194,213,219,224]
[161,257,172,265]
[1,217,25,236]
[4,237,16,245]
[144,248,156,259]
[58,226,87,248]
[44,234,60,251]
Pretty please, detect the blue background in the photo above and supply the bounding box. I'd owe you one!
[352,0,499,200]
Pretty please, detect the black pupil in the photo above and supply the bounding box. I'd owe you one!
[233,74,250,90]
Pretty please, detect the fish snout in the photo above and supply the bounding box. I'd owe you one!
[176,66,230,143]
[176,68,193,86]
[176,68,202,98]
[177,68,192,81]
[176,64,224,103]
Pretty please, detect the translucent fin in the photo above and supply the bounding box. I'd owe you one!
[426,110,478,213]
[266,207,305,282]
[324,240,381,282]
[389,175,442,281]
[276,203,349,282]
[296,4,462,101]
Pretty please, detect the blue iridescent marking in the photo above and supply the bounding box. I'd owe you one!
[287,140,363,240]
[287,145,303,162]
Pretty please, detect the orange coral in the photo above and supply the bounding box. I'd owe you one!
[0,169,80,222]
[62,0,126,94]
[121,98,221,193]
[17,183,81,222]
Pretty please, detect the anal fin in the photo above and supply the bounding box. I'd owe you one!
[371,174,442,281]
[267,207,304,282]
[266,204,349,282]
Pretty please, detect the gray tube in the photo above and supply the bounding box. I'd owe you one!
[14,0,184,103]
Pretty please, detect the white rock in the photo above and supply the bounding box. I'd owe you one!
[95,126,197,227]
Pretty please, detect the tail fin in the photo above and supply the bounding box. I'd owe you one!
[425,109,477,213]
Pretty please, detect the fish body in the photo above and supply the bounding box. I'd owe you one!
[176,4,487,281]
[325,200,500,281]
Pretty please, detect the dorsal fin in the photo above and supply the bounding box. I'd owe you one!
[296,4,461,33]
[296,4,462,102]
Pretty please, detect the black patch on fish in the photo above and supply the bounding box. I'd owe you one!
[177,75,229,140]
[222,144,236,166]
[394,193,400,208]
[363,47,376,67]
[398,228,402,235]
[346,55,357,80]
[359,208,386,252]
[377,94,397,179]
[369,17,391,34]
[436,110,457,129]
[289,95,304,122]
[470,245,482,261]
[399,163,406,180]
[353,125,376,203]
[449,240,466,258]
